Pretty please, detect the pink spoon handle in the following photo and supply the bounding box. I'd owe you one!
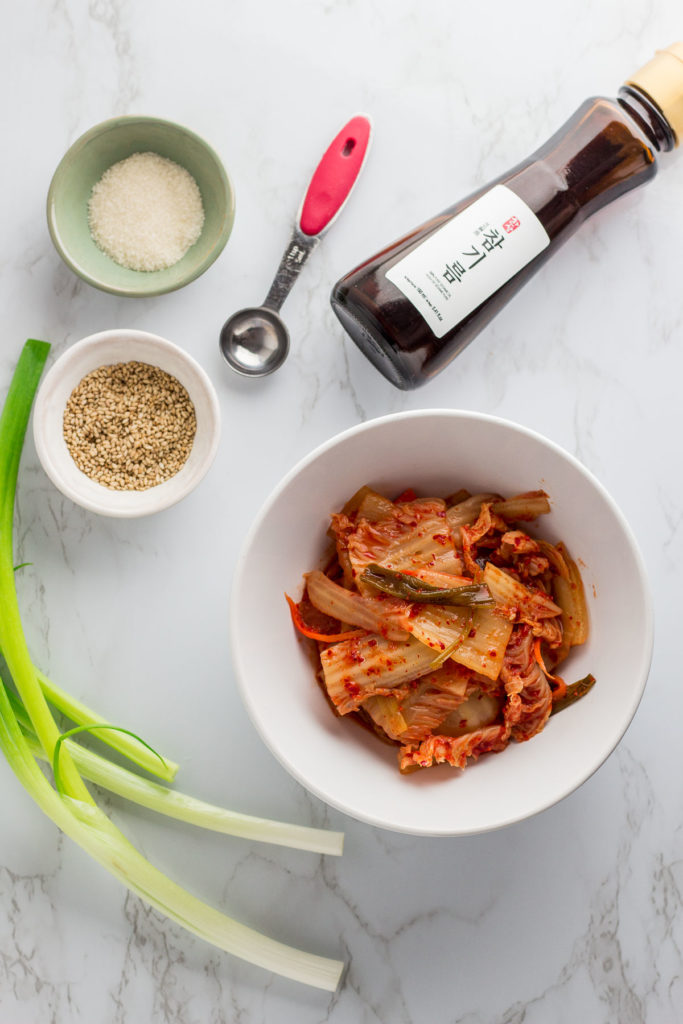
[297,114,372,237]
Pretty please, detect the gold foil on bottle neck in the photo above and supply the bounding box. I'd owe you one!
[626,42,683,146]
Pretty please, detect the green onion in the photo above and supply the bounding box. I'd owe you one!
[37,668,179,782]
[428,612,474,669]
[0,341,344,991]
[550,673,596,715]
[0,340,90,803]
[51,723,169,796]
[361,563,494,606]
[8,690,342,857]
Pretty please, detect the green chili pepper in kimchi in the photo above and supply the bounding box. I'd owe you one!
[360,564,495,607]
[550,673,596,715]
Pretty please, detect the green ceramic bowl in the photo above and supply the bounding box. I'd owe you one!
[47,116,235,297]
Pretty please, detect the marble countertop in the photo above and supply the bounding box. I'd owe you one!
[2,1,683,1021]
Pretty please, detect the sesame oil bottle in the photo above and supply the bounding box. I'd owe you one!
[330,44,683,389]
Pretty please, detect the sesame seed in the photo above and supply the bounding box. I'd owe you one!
[63,361,197,492]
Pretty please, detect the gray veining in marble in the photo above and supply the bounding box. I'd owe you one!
[2,1,683,1021]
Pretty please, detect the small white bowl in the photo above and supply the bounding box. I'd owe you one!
[230,410,653,836]
[33,329,221,517]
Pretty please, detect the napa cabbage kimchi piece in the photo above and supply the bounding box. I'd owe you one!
[287,486,593,774]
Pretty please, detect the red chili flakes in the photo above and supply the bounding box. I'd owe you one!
[432,533,450,546]
[344,681,361,696]
[488,649,497,657]
[394,488,416,503]
[468,628,477,638]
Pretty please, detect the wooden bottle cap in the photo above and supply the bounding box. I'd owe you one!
[626,43,683,145]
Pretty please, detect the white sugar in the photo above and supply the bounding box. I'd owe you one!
[88,152,205,272]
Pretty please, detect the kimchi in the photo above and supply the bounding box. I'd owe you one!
[287,485,594,774]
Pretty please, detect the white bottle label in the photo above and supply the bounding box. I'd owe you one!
[385,184,550,339]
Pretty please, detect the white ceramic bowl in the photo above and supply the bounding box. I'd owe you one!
[230,410,653,836]
[33,329,221,517]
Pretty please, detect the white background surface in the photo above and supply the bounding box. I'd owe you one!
[1,2,682,1021]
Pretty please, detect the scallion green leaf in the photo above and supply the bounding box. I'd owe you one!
[52,723,168,796]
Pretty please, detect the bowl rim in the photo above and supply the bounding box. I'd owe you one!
[230,408,654,835]
[46,114,236,297]
[32,328,222,518]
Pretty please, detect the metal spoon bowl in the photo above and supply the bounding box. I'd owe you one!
[220,307,289,377]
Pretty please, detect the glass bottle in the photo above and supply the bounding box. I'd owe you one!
[330,44,683,389]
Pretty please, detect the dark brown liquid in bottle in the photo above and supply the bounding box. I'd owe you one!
[331,87,675,390]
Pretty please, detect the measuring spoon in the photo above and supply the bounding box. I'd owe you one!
[219,114,372,377]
